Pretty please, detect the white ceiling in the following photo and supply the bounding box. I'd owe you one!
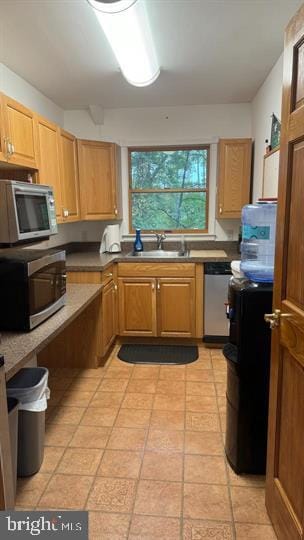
[0,0,301,109]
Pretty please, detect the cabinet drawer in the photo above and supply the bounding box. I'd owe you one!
[101,265,115,286]
[117,262,195,278]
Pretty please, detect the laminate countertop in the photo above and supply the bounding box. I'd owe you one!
[1,283,103,380]
[66,250,240,272]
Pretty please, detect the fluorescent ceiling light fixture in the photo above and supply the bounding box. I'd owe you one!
[88,0,160,87]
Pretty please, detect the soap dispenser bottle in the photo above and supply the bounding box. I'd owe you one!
[134,228,143,252]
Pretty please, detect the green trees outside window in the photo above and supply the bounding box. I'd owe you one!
[129,146,209,233]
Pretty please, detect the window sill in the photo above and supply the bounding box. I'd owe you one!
[122,233,216,241]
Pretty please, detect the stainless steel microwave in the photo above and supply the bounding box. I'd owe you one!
[0,249,66,331]
[0,180,57,244]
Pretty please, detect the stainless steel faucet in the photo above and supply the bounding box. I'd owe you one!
[155,232,166,250]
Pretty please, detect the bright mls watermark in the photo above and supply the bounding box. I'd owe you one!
[0,512,88,539]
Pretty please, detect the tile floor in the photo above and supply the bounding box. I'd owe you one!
[15,346,277,539]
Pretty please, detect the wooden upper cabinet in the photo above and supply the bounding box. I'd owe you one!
[77,139,120,220]
[1,94,38,168]
[36,116,62,221]
[217,138,252,218]
[59,129,80,222]
[157,278,196,338]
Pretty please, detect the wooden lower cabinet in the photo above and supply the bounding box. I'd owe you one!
[118,276,196,338]
[157,278,195,337]
[118,278,157,337]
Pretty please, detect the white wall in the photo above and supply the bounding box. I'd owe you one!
[251,55,283,202]
[0,64,64,125]
[65,103,252,241]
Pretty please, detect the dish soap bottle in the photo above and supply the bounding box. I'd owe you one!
[134,228,143,252]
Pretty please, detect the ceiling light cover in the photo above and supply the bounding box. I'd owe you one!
[88,0,160,87]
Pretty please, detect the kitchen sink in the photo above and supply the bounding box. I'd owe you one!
[128,250,189,258]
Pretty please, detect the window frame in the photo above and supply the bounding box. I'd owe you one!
[128,145,210,234]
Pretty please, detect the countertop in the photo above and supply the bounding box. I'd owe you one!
[66,250,240,272]
[1,283,103,380]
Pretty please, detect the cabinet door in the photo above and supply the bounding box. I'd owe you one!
[217,138,252,218]
[60,129,80,222]
[157,278,196,337]
[36,116,63,221]
[2,94,37,168]
[118,278,157,336]
[77,139,118,220]
[101,280,117,356]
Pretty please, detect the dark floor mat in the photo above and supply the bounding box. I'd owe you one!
[118,344,198,365]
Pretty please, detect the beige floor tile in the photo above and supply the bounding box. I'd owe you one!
[185,369,214,382]
[186,412,221,432]
[141,451,183,481]
[156,380,186,395]
[186,381,216,396]
[69,425,111,449]
[115,408,151,428]
[134,479,182,517]
[61,390,94,407]
[231,486,270,524]
[45,424,77,447]
[121,392,154,409]
[48,390,65,407]
[127,379,157,393]
[213,370,227,383]
[153,394,185,411]
[90,391,124,408]
[150,410,185,431]
[212,357,227,370]
[57,447,103,475]
[111,358,132,368]
[107,427,147,451]
[106,367,133,379]
[185,431,224,455]
[46,406,86,426]
[99,378,129,392]
[186,394,218,413]
[228,466,266,488]
[97,450,142,479]
[69,378,101,392]
[184,483,231,521]
[39,446,65,473]
[78,367,105,378]
[16,473,51,507]
[81,407,119,427]
[235,523,276,539]
[216,383,227,397]
[87,477,136,512]
[183,520,233,540]
[48,377,73,391]
[146,430,184,453]
[129,515,180,540]
[131,365,160,380]
[159,366,186,380]
[192,357,212,370]
[184,454,227,484]
[89,511,131,540]
[38,474,93,510]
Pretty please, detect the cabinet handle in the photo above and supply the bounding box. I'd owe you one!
[106,272,113,277]
[114,207,118,216]
[3,137,9,159]
[114,284,117,291]
[10,142,15,155]
[157,281,160,291]
[219,205,223,215]
[62,208,69,218]
[152,283,155,291]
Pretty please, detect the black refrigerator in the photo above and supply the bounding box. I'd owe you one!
[223,278,273,474]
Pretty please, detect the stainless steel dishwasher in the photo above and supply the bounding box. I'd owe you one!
[203,262,232,343]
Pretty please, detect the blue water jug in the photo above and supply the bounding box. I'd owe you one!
[240,202,277,283]
[133,228,143,252]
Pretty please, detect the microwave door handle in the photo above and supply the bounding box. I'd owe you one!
[27,252,66,276]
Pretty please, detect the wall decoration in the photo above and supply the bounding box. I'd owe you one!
[270,113,281,149]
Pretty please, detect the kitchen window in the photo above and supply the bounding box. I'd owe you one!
[129,146,209,233]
